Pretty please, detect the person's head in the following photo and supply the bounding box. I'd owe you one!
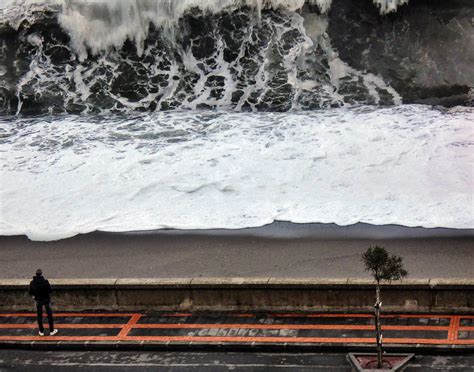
[35,268,43,276]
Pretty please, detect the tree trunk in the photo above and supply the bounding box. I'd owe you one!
[375,282,383,368]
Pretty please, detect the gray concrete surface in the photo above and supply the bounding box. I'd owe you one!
[0,230,473,279]
[2,278,473,312]
[0,351,473,371]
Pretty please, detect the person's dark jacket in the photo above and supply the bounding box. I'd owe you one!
[29,275,52,302]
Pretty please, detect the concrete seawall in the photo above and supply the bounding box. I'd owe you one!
[1,278,473,313]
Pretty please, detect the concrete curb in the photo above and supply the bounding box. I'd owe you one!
[1,278,473,312]
[2,277,474,288]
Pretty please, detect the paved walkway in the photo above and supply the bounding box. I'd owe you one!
[3,351,474,371]
[1,312,473,348]
[1,351,474,371]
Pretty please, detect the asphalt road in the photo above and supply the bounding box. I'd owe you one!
[0,351,473,371]
[0,230,473,279]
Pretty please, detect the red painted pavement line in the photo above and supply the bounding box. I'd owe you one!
[0,336,120,341]
[0,324,124,329]
[124,336,474,345]
[0,323,450,331]
[272,314,468,319]
[131,324,449,331]
[273,314,377,318]
[448,316,461,341]
[117,314,142,340]
[0,313,138,317]
[0,335,472,345]
[2,313,473,318]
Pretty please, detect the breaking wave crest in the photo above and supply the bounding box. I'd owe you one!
[1,0,409,114]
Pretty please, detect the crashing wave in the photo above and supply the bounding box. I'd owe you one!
[0,0,413,59]
[2,1,331,58]
[0,1,412,71]
[0,0,472,242]
[57,0,333,59]
[0,0,404,114]
[3,0,469,115]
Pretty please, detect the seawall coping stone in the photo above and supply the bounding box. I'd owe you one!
[115,278,193,288]
[1,278,473,289]
[53,279,119,289]
[189,277,271,287]
[429,278,474,289]
[267,278,348,288]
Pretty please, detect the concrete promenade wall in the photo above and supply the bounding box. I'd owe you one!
[1,278,473,313]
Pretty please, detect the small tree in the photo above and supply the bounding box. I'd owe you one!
[362,246,408,368]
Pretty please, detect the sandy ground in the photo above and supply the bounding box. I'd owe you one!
[0,223,473,279]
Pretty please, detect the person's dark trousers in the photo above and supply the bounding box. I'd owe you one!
[36,300,54,333]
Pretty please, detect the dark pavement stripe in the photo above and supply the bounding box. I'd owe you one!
[0,328,122,336]
[460,318,473,326]
[0,316,131,324]
[458,331,474,340]
[127,328,448,339]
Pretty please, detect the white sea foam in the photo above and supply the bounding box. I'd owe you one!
[373,0,409,14]
[1,105,472,241]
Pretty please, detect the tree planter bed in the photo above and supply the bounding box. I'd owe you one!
[348,353,414,371]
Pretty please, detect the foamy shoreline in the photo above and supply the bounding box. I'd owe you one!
[2,107,473,242]
[2,221,473,242]
[118,221,474,240]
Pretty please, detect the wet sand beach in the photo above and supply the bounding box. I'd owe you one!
[1,222,472,279]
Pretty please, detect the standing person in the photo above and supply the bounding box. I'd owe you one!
[29,269,58,336]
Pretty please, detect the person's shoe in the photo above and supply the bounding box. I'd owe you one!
[38,331,44,336]
[50,329,58,336]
